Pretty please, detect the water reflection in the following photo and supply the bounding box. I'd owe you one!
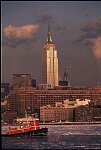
[2,125,101,149]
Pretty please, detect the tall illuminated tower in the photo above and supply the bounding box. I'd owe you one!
[42,24,58,88]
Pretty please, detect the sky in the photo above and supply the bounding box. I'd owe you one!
[1,1,101,86]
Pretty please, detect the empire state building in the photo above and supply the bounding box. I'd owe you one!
[42,24,58,88]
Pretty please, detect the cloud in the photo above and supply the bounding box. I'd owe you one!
[4,24,39,40]
[84,14,89,18]
[75,17,101,43]
[75,17,101,62]
[90,37,101,60]
[3,24,39,47]
[54,25,67,35]
[36,13,54,24]
[81,17,101,37]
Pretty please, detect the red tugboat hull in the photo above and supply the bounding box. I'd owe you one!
[2,127,48,137]
[2,113,48,137]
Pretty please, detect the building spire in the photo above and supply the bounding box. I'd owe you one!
[48,23,50,33]
[63,68,68,81]
[46,23,53,44]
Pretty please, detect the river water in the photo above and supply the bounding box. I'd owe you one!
[2,124,101,149]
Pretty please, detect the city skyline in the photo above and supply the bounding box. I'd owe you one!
[2,1,101,86]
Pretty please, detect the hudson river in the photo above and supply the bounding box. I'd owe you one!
[2,124,101,149]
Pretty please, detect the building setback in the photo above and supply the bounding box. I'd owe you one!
[6,87,101,116]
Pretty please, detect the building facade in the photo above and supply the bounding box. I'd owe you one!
[40,99,91,122]
[2,111,17,124]
[42,24,58,88]
[74,106,95,122]
[13,74,32,88]
[40,105,73,122]
[6,86,101,117]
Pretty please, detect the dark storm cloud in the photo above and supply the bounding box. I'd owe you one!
[75,17,101,43]
[2,37,38,48]
[75,17,101,61]
[3,24,39,48]
[2,38,17,48]
[36,13,54,24]
[81,17,101,37]
[54,25,67,35]
[84,14,89,17]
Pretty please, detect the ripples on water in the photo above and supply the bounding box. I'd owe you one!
[2,124,101,149]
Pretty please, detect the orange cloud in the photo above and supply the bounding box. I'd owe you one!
[91,37,101,60]
[75,17,101,63]
[3,24,39,40]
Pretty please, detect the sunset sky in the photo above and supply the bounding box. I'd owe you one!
[2,1,101,86]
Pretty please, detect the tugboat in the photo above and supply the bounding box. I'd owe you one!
[2,111,48,137]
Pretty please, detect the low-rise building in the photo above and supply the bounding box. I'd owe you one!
[73,105,101,122]
[40,99,100,122]
[74,106,94,122]
[40,105,73,122]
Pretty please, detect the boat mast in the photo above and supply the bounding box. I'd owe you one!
[25,110,28,126]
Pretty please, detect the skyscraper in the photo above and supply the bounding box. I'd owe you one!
[63,68,70,86]
[42,24,58,88]
[63,68,68,81]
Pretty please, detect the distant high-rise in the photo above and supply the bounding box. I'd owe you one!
[42,24,58,88]
[59,68,70,87]
[63,68,68,81]
[13,74,32,88]
[64,68,70,86]
[31,79,36,87]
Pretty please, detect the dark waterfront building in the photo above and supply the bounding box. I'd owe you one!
[93,105,101,121]
[5,86,101,117]
[74,106,94,122]
[74,105,101,122]
[1,83,11,99]
[31,79,36,87]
